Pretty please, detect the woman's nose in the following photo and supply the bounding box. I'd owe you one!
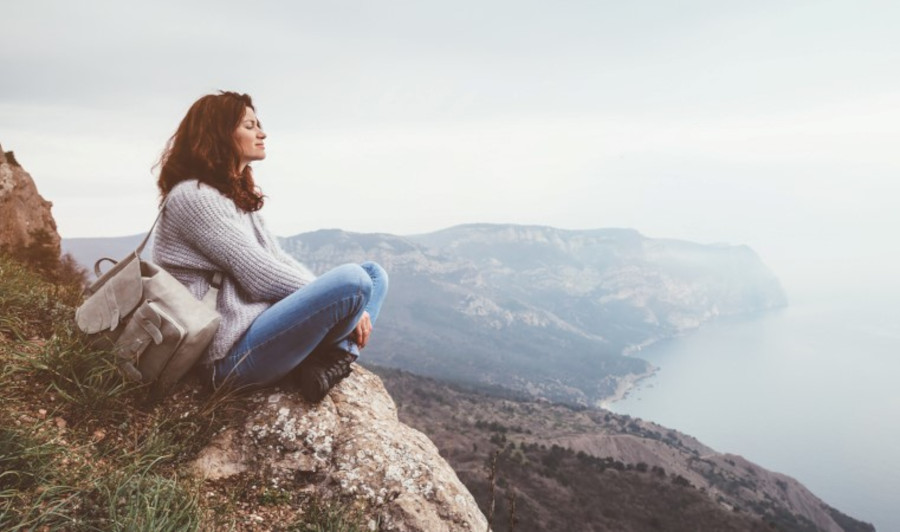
[258,129,267,139]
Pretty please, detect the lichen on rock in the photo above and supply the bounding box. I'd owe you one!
[191,366,488,532]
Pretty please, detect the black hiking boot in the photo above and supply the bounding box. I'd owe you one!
[297,348,357,403]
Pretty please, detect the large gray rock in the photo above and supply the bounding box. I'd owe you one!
[191,366,488,532]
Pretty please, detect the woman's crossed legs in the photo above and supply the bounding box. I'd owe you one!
[213,261,388,390]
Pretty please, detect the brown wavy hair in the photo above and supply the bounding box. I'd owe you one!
[157,91,264,212]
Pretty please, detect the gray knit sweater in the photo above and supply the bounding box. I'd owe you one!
[151,180,316,364]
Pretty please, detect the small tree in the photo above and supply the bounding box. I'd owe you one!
[3,229,88,290]
[57,252,89,288]
[15,228,59,276]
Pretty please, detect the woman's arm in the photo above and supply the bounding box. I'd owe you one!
[275,247,318,280]
[254,216,319,280]
[166,183,314,302]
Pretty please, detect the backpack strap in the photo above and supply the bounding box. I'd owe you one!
[135,195,171,256]
[202,272,222,310]
[138,195,222,311]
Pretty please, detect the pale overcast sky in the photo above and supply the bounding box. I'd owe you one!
[1,0,898,294]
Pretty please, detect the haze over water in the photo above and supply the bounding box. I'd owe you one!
[610,286,900,531]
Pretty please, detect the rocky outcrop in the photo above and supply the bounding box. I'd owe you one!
[191,366,488,532]
[0,144,60,256]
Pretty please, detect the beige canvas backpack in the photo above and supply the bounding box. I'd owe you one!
[74,198,221,396]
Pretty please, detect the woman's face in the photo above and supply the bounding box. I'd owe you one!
[234,106,266,170]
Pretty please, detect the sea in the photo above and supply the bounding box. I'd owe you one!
[608,289,900,532]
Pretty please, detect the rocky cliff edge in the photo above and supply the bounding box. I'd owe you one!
[0,143,61,255]
[191,365,488,532]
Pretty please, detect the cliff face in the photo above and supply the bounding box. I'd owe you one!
[192,366,488,532]
[0,144,60,256]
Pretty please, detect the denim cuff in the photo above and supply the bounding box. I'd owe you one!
[338,338,361,357]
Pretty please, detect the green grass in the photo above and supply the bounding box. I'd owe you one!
[88,466,202,531]
[288,497,383,532]
[0,253,380,531]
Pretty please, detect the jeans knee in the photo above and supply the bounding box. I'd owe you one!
[361,261,388,292]
[337,263,373,300]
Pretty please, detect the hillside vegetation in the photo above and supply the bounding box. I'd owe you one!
[374,367,874,532]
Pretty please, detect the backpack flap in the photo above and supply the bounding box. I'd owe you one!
[113,300,186,384]
[75,253,144,334]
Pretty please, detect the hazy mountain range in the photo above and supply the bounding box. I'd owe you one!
[64,223,786,405]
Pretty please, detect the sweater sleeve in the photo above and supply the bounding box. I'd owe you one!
[273,238,319,279]
[253,212,320,280]
[165,183,314,302]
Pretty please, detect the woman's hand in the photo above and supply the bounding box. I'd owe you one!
[351,311,372,349]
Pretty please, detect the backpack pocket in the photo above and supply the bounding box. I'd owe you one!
[114,300,186,384]
[75,253,143,334]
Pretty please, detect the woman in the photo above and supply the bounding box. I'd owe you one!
[152,91,388,402]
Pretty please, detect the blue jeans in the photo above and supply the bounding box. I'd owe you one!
[212,261,388,388]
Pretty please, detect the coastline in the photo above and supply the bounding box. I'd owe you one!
[603,314,757,409]
[621,338,661,357]
[599,300,894,530]
[597,365,657,410]
[598,335,671,410]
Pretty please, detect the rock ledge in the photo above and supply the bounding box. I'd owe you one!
[191,366,488,532]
